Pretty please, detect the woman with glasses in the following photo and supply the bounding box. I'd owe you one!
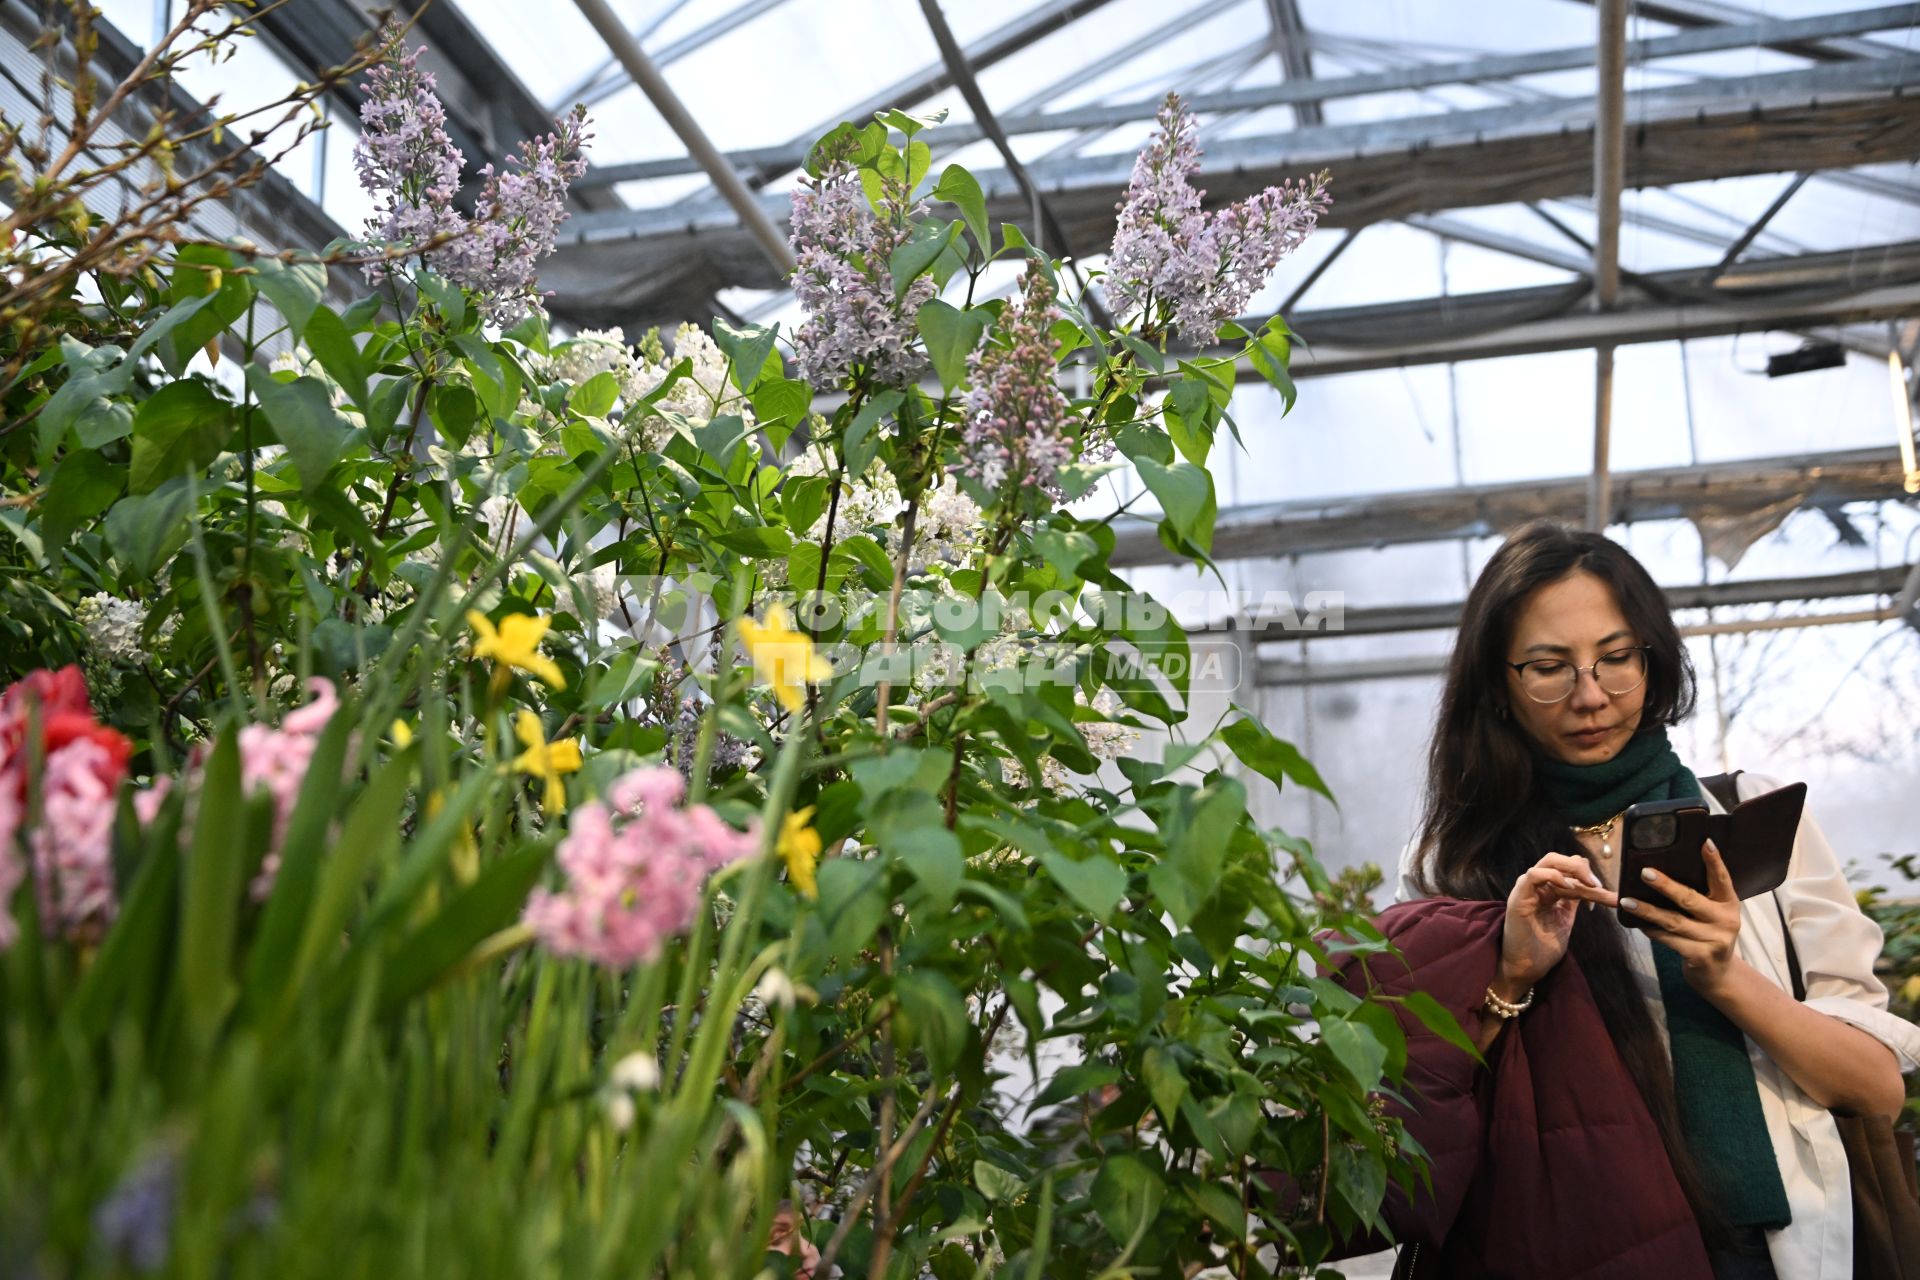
[1333,520,1918,1280]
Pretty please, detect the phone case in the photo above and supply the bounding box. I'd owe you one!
[1616,781,1807,931]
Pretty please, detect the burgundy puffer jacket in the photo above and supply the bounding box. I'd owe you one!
[1333,897,1715,1280]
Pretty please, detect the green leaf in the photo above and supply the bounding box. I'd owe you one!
[1091,1154,1165,1247]
[379,839,552,1014]
[851,747,947,799]
[933,164,991,254]
[816,857,889,964]
[1400,989,1481,1061]
[570,370,620,418]
[246,367,356,493]
[916,299,986,393]
[37,338,132,464]
[1219,715,1335,804]
[1037,849,1127,919]
[889,219,957,300]
[253,256,327,337]
[750,376,812,450]
[1134,457,1215,554]
[41,449,122,558]
[178,728,245,1055]
[1248,317,1297,412]
[712,317,780,395]
[714,525,792,557]
[1030,527,1097,581]
[104,475,192,579]
[415,271,467,329]
[129,380,234,494]
[973,1160,1025,1203]
[1056,459,1126,502]
[1141,1045,1188,1127]
[1165,378,1219,466]
[75,399,133,448]
[303,306,370,411]
[895,969,967,1074]
[1322,1017,1389,1092]
[930,585,1001,653]
[1032,1061,1122,1110]
[842,389,900,477]
[692,412,755,473]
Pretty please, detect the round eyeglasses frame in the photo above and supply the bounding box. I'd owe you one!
[1505,645,1650,705]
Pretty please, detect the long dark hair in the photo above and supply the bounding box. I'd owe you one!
[1412,519,1722,1241]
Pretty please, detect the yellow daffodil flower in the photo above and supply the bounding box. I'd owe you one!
[512,709,583,816]
[777,805,822,899]
[737,604,832,714]
[468,610,566,693]
[390,718,414,748]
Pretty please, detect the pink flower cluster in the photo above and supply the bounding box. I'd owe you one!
[1107,94,1331,343]
[523,767,759,969]
[787,164,934,388]
[957,268,1073,496]
[238,678,340,897]
[353,30,592,326]
[0,667,132,947]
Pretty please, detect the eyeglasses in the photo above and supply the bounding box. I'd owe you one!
[1506,645,1649,704]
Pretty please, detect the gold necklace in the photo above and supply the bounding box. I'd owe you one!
[1571,810,1626,858]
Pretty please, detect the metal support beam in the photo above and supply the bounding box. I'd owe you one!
[567,0,794,279]
[1258,602,1905,685]
[1263,0,1322,127]
[1572,0,1911,62]
[1708,173,1813,280]
[575,4,1920,187]
[1108,447,1911,567]
[1244,567,1911,641]
[554,0,790,112]
[1589,0,1628,532]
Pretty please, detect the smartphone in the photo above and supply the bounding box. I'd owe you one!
[1617,797,1712,930]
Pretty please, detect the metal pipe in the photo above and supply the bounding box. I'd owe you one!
[1589,0,1628,532]
[567,0,795,279]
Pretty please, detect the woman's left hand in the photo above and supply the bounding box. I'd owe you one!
[1620,839,1744,996]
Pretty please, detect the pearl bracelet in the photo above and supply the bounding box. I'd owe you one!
[1481,984,1535,1019]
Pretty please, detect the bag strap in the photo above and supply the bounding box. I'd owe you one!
[1701,771,1809,1001]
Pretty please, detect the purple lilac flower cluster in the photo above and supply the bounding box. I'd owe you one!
[437,106,592,327]
[957,268,1073,496]
[522,767,758,968]
[352,38,466,261]
[787,164,934,387]
[353,30,591,326]
[1107,94,1331,343]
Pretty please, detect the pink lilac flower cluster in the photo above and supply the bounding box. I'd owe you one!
[523,766,759,968]
[957,268,1073,496]
[787,164,935,388]
[352,35,467,273]
[1106,94,1331,343]
[436,106,593,327]
[0,667,132,947]
[353,30,592,326]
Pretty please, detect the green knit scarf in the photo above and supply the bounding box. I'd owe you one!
[1536,727,1790,1231]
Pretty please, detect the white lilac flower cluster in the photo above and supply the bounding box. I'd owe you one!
[786,163,934,388]
[1000,688,1139,795]
[1106,93,1330,343]
[75,593,148,666]
[530,323,748,456]
[785,447,983,574]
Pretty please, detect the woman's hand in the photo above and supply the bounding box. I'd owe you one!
[1499,851,1617,997]
[1620,838,1743,996]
